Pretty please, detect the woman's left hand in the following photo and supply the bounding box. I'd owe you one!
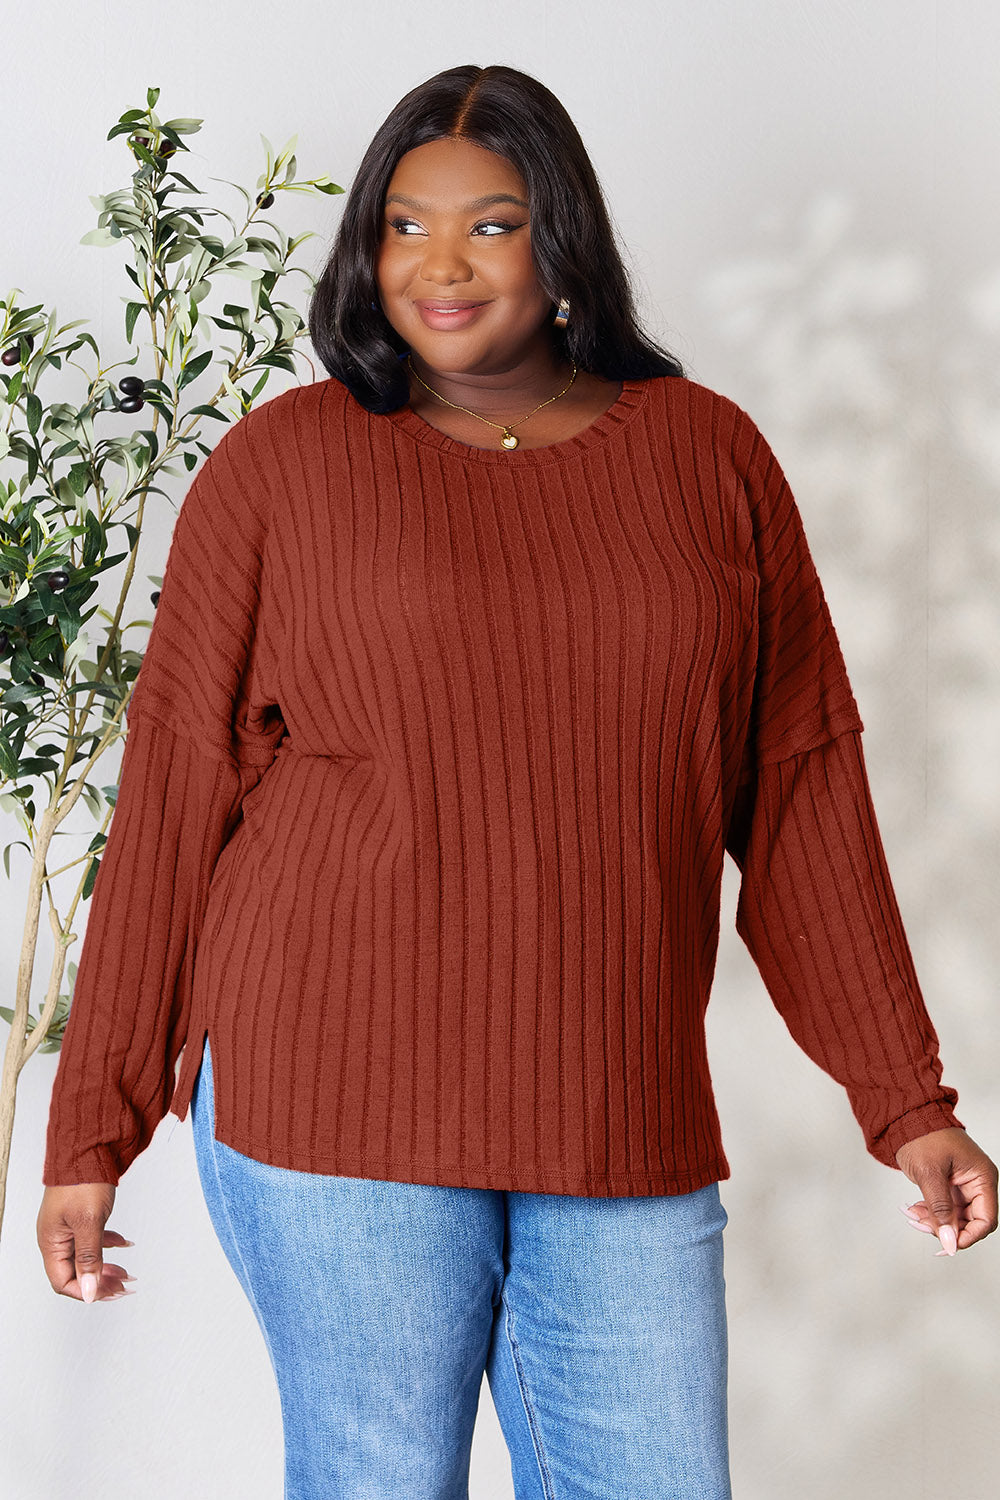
[896,1127,998,1254]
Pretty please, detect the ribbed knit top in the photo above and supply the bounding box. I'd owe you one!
[42,372,963,1193]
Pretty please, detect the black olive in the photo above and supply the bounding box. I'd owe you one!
[2,333,33,365]
[118,375,145,395]
[256,191,275,210]
[119,396,144,413]
[45,570,71,592]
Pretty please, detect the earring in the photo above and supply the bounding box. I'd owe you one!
[370,300,379,312]
[553,297,570,328]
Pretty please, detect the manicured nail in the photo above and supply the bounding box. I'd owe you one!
[898,1203,921,1221]
[935,1224,958,1256]
[122,1273,138,1282]
[121,1239,135,1247]
[80,1273,98,1303]
[108,1289,137,1298]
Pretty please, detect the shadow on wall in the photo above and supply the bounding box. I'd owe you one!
[699,185,1000,1034]
[692,189,1000,1496]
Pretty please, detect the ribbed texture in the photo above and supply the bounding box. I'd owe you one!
[42,373,962,1191]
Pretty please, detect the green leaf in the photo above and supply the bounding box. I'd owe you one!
[2,683,45,705]
[63,681,129,700]
[124,301,145,343]
[218,262,265,281]
[137,427,159,462]
[177,349,213,390]
[82,853,101,900]
[186,403,229,421]
[0,733,18,779]
[80,226,121,248]
[162,117,204,135]
[25,392,43,435]
[2,840,31,879]
[67,462,92,497]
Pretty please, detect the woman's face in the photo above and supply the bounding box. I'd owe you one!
[375,136,555,378]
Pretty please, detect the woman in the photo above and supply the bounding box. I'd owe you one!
[38,63,997,1500]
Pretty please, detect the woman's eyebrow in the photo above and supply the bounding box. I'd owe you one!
[384,192,528,212]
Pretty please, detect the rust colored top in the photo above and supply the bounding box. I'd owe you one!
[42,373,962,1192]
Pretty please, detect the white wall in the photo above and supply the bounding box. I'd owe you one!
[3,3,998,1496]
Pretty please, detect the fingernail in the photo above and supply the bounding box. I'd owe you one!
[898,1203,921,1221]
[122,1273,138,1282]
[80,1273,98,1303]
[121,1239,135,1247]
[935,1224,958,1256]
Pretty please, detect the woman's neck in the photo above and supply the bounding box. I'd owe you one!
[405,351,577,421]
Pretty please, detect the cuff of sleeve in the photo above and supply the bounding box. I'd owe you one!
[42,1143,122,1188]
[868,1101,966,1169]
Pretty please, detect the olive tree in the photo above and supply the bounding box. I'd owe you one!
[0,85,342,1236]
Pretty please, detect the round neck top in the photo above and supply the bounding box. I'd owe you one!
[41,370,963,1196]
[383,376,650,466]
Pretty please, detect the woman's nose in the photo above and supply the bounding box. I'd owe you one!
[418,243,475,283]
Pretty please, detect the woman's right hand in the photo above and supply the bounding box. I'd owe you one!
[37,1184,137,1302]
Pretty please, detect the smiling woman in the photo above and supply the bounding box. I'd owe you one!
[372,135,632,449]
[306,62,686,439]
[39,58,996,1500]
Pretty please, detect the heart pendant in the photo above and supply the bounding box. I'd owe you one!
[501,431,519,450]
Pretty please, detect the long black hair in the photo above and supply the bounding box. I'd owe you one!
[307,64,687,412]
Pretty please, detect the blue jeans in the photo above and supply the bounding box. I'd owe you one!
[191,1034,732,1499]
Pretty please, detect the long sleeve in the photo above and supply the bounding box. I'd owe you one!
[726,729,963,1165]
[42,414,285,1186]
[722,404,962,1167]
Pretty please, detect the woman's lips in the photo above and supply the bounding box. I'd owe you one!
[415,300,490,331]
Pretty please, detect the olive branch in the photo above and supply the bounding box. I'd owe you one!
[0,84,342,1234]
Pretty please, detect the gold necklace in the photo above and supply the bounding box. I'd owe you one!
[406,353,579,450]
